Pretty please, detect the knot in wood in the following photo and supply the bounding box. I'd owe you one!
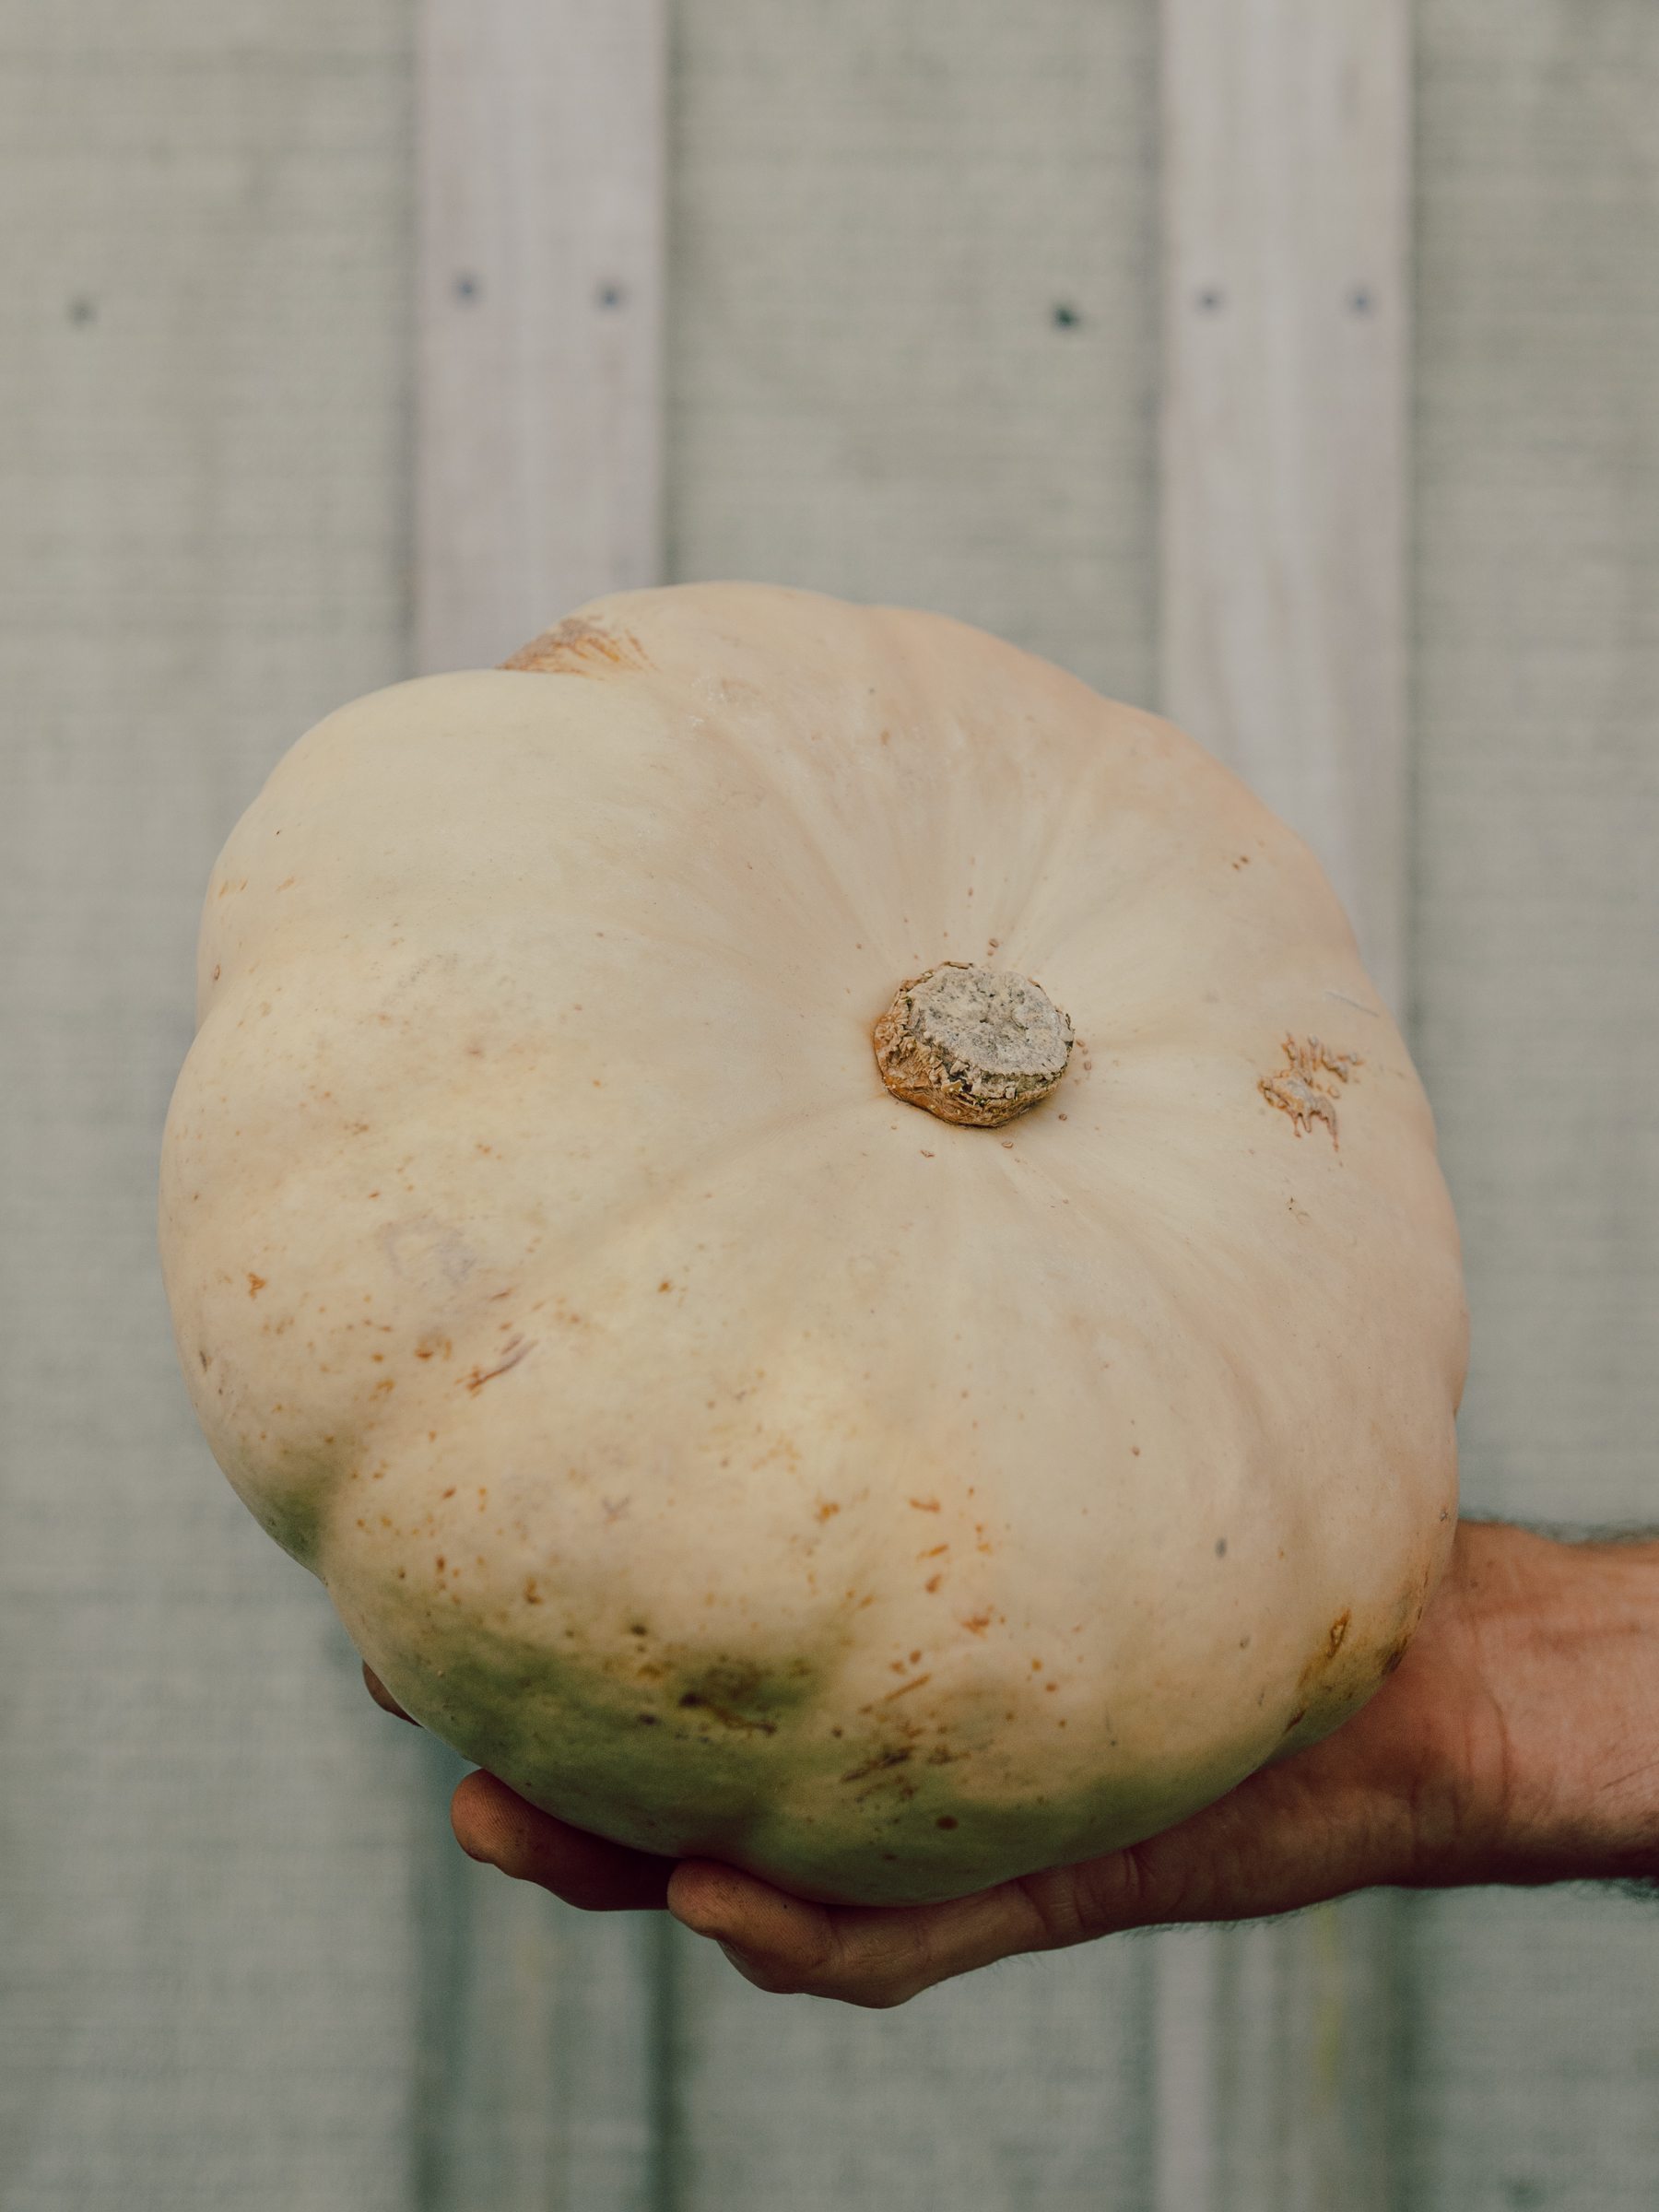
[873,963,1074,1127]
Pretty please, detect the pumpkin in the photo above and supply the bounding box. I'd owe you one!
[159,582,1465,1907]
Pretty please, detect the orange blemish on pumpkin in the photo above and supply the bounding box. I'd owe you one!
[1260,1035,1361,1145]
[500,617,652,677]
[881,1674,932,1702]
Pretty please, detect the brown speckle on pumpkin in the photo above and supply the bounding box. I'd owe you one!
[465,1337,534,1392]
[841,1747,912,1783]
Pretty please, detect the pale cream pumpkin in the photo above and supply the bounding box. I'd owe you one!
[159,582,1466,1906]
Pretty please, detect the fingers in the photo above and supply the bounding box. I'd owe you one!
[450,1770,675,1911]
[362,1661,418,1724]
[441,1633,1439,2002]
[666,1859,1065,2008]
[662,1739,1412,2008]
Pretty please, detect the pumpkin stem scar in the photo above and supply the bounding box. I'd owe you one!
[873,963,1074,1127]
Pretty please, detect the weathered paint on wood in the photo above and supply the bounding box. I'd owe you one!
[1160,0,1411,1012]
[665,0,1161,710]
[1155,9,1412,2204]
[409,9,672,2200]
[0,7,427,2207]
[417,0,665,674]
[664,1916,1154,2212]
[417,1740,662,2212]
[1403,6,1659,2206]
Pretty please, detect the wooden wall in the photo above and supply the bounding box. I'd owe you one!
[3,3,1656,2207]
[0,6,429,2206]
[1403,7,1659,2206]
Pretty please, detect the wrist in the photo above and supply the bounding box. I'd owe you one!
[1424,1521,1659,1888]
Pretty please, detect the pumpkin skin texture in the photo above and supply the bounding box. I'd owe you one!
[159,582,1466,1907]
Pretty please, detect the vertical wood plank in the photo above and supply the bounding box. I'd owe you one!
[661,3,1162,2199]
[1153,1932,1218,2212]
[0,8,426,2208]
[665,1919,1154,2212]
[1160,0,1411,1007]
[1156,5,1412,2204]
[414,7,669,2198]
[666,0,1160,708]
[1157,1906,1399,2212]
[418,1743,660,2212]
[1405,6,1659,2205]
[417,0,665,675]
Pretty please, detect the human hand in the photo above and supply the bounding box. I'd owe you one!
[380,1522,1659,2007]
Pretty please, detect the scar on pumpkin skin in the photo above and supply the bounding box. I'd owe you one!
[1260,1034,1362,1144]
[465,1337,535,1392]
[500,618,653,677]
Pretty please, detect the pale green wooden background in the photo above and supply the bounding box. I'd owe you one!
[3,4,1656,2208]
